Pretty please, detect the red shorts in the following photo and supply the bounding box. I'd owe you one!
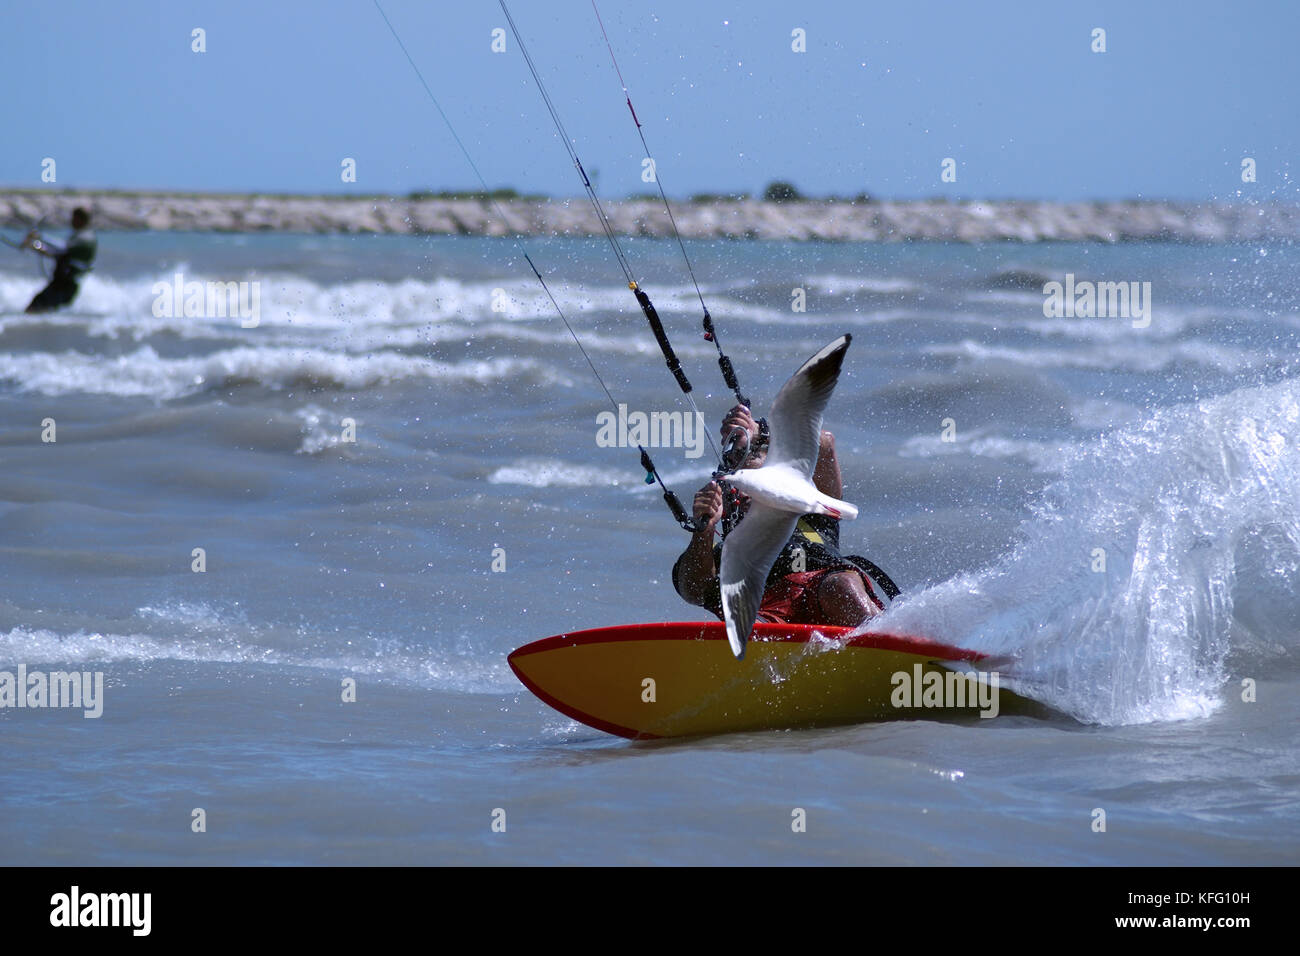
[755,567,884,625]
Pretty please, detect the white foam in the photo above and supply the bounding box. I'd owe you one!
[861,376,1300,725]
[0,268,789,334]
[805,274,919,295]
[0,345,569,399]
[897,427,1073,471]
[927,339,1269,375]
[0,617,515,695]
[488,458,631,489]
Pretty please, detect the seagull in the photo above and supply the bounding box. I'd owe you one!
[720,334,857,659]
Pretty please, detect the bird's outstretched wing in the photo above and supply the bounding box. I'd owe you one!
[766,334,851,476]
[720,504,799,659]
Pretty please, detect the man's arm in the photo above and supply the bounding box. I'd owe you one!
[812,430,842,499]
[674,481,723,606]
[25,231,64,258]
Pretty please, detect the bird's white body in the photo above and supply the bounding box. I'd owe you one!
[726,464,859,521]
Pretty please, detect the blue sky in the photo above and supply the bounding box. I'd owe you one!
[3,0,1296,200]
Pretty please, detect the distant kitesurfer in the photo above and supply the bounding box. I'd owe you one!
[673,404,886,630]
[23,207,97,314]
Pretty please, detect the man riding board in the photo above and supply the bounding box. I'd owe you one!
[673,404,889,629]
[23,207,97,314]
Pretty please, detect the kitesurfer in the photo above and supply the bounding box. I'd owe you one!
[672,405,886,628]
[23,207,97,314]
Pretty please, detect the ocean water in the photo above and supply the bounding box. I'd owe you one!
[1,231,1297,865]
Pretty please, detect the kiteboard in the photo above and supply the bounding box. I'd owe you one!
[508,621,1035,739]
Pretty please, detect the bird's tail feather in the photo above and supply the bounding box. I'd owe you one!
[811,495,858,520]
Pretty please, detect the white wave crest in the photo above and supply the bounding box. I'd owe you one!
[0,345,569,399]
[863,376,1300,725]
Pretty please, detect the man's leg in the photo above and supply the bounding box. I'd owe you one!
[816,569,881,627]
[26,279,77,314]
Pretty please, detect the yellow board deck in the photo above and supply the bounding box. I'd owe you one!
[509,621,1033,739]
